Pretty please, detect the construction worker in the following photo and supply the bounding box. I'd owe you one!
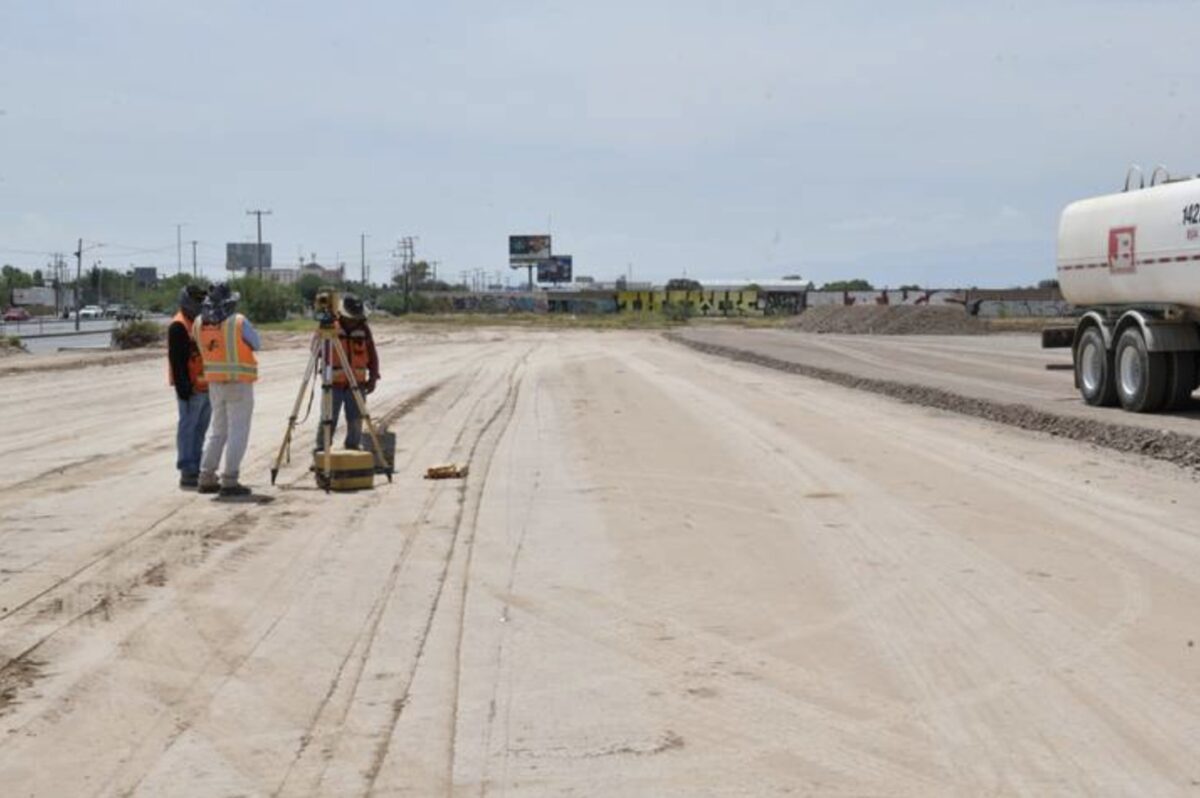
[194,283,260,496]
[318,293,379,451]
[168,285,211,489]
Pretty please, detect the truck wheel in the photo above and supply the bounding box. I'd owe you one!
[1114,327,1167,412]
[1164,351,1197,411]
[1075,327,1117,406]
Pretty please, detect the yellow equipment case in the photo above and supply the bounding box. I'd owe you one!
[313,449,376,491]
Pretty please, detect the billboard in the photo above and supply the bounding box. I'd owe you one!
[132,267,157,287]
[537,255,573,284]
[226,242,272,272]
[12,286,56,307]
[509,235,551,263]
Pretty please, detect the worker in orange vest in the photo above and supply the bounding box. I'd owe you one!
[317,293,380,451]
[168,285,211,489]
[193,283,261,497]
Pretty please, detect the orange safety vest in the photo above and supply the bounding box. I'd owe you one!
[168,311,208,393]
[332,321,370,387]
[193,314,258,383]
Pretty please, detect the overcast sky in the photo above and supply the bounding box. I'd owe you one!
[1,1,1196,287]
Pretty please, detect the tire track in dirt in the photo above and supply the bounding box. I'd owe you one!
[268,362,496,797]
[0,374,454,728]
[360,346,533,797]
[268,347,511,796]
[108,367,489,796]
[442,347,536,797]
[475,364,545,797]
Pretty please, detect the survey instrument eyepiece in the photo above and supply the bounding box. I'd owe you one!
[313,288,340,328]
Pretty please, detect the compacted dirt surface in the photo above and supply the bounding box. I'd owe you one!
[3,326,1200,796]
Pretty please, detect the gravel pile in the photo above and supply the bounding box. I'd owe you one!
[789,305,987,335]
[667,333,1200,474]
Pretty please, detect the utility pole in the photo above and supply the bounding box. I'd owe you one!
[392,236,417,311]
[360,233,368,286]
[190,240,198,278]
[74,238,82,331]
[176,224,184,275]
[246,209,272,278]
[72,240,102,329]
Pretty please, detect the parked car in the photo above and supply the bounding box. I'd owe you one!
[112,305,143,321]
[3,307,31,322]
[79,305,104,319]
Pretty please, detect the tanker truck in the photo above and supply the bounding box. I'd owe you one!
[1046,165,1200,412]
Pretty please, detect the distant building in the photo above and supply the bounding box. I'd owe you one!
[265,267,301,285]
[265,261,345,285]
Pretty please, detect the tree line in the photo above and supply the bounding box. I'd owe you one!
[0,260,460,323]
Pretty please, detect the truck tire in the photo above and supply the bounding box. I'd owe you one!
[1114,327,1167,412]
[1164,351,1197,411]
[1075,326,1117,406]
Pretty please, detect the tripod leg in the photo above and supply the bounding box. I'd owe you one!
[320,335,335,491]
[331,335,393,482]
[270,336,320,485]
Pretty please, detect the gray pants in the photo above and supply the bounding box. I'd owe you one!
[200,382,255,486]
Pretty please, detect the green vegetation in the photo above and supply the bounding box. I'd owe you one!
[2,264,37,295]
[819,279,874,291]
[660,301,694,323]
[230,277,296,323]
[111,320,163,349]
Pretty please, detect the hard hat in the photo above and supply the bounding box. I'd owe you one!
[178,284,207,318]
[340,293,366,320]
[202,282,240,323]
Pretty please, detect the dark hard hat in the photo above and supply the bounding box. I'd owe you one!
[178,284,207,317]
[340,293,366,320]
[202,282,240,323]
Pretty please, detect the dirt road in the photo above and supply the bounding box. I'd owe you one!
[3,328,1200,796]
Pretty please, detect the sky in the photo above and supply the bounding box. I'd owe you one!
[1,0,1197,288]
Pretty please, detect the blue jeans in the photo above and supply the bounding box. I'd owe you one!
[176,391,212,476]
[316,387,363,450]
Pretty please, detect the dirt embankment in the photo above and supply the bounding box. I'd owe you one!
[789,305,987,335]
[667,332,1200,473]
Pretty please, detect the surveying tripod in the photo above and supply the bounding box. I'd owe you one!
[270,294,393,490]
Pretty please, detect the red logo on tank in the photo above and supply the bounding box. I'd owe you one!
[1108,226,1136,274]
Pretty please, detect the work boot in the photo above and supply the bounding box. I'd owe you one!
[218,483,251,497]
[197,473,220,494]
[179,473,199,489]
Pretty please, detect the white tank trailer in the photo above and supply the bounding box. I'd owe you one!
[1046,165,1200,412]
